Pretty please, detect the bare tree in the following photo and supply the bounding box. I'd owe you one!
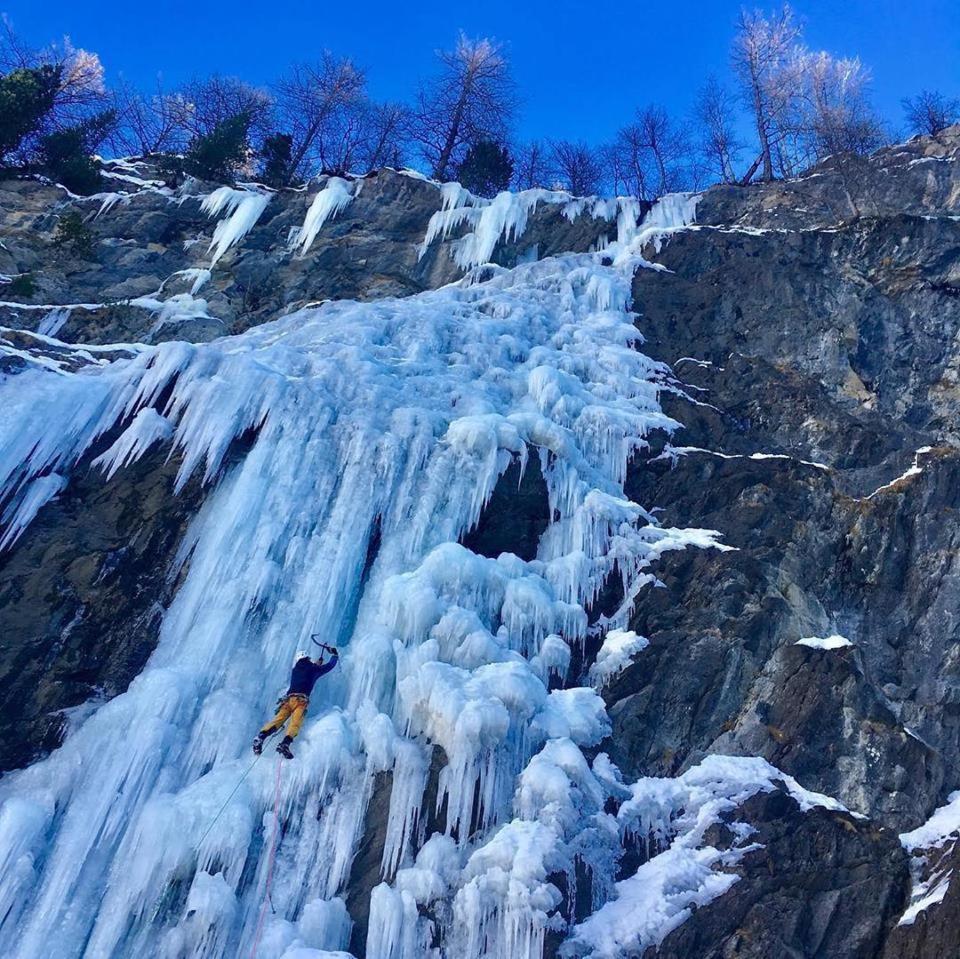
[273,55,368,179]
[110,76,184,156]
[731,5,803,182]
[412,33,516,180]
[607,105,692,199]
[274,59,411,178]
[638,105,692,194]
[512,139,550,189]
[695,76,743,183]
[902,90,960,137]
[801,52,886,159]
[360,101,413,170]
[608,122,653,199]
[548,139,603,195]
[173,75,271,145]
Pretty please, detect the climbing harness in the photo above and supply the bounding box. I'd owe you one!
[249,757,284,958]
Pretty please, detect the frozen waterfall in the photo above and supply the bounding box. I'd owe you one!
[0,189,839,959]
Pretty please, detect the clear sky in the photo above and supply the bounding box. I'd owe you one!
[2,0,957,144]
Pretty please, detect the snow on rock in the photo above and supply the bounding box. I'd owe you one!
[588,629,649,687]
[866,447,931,499]
[654,443,831,472]
[795,634,853,650]
[201,185,271,265]
[294,177,359,255]
[564,755,847,959]
[0,191,834,959]
[898,791,960,926]
[565,843,740,959]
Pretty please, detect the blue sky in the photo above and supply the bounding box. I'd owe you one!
[3,0,958,144]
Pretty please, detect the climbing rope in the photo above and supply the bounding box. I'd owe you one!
[249,756,284,959]
[193,728,284,852]
[195,752,262,851]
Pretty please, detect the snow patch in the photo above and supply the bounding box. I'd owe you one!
[866,447,930,500]
[564,754,846,958]
[899,791,960,926]
[795,634,853,650]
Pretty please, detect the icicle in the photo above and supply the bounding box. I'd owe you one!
[201,186,271,265]
[0,472,66,549]
[294,177,357,254]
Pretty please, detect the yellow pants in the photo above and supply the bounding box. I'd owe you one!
[260,694,309,740]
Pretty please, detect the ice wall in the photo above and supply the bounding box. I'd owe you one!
[0,189,815,959]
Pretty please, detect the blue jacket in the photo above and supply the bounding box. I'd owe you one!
[286,653,338,697]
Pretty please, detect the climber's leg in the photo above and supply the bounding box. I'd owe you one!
[254,699,294,753]
[284,697,309,739]
[263,699,296,734]
[276,696,309,759]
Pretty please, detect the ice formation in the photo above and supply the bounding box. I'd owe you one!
[588,629,649,687]
[418,184,645,272]
[0,188,831,958]
[35,306,71,338]
[201,186,272,265]
[293,177,360,254]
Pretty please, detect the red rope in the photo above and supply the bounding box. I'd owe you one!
[248,757,284,959]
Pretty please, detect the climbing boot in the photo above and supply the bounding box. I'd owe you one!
[252,732,267,755]
[277,737,294,760]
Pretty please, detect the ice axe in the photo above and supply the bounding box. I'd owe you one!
[310,634,338,657]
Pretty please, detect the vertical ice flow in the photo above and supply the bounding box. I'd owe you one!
[0,191,797,959]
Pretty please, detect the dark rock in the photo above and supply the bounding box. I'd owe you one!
[461,454,551,562]
[0,446,204,773]
[346,770,392,957]
[883,837,960,959]
[654,788,909,959]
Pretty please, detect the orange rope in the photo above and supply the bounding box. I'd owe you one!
[249,756,284,959]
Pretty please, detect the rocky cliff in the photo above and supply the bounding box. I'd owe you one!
[1,130,959,959]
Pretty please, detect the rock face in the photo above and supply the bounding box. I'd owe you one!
[2,129,960,957]
[0,445,203,771]
[0,164,618,344]
[656,789,909,959]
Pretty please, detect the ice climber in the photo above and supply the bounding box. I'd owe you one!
[253,644,339,758]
